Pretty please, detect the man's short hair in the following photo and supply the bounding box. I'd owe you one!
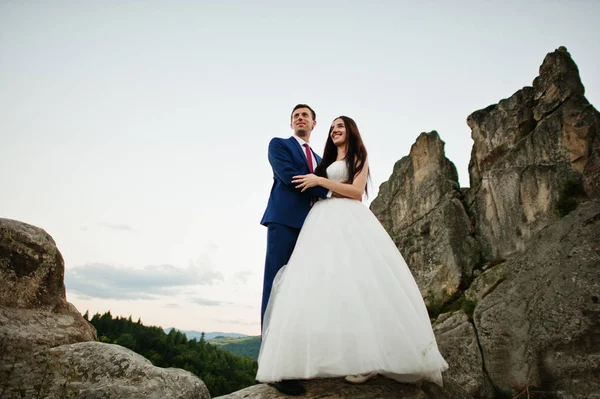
[291,104,316,121]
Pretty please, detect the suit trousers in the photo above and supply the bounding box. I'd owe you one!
[261,222,300,330]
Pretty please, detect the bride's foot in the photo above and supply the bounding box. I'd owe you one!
[344,371,378,384]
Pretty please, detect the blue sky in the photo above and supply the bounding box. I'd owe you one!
[1,1,599,335]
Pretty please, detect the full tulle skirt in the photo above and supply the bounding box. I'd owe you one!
[256,198,448,386]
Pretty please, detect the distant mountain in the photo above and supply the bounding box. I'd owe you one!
[210,336,262,360]
[163,328,248,341]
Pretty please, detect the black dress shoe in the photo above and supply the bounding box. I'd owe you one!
[270,379,306,396]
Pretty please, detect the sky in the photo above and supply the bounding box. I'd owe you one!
[1,1,599,336]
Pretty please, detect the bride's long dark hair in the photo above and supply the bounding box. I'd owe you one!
[314,116,370,196]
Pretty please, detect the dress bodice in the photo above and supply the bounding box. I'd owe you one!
[326,160,349,183]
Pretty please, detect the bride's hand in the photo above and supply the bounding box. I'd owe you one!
[292,174,321,192]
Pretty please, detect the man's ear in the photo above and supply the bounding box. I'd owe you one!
[312,120,317,129]
[290,122,293,130]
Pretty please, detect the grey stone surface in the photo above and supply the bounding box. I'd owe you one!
[0,218,96,359]
[367,47,600,398]
[466,47,600,260]
[433,311,494,398]
[0,304,97,361]
[0,218,70,311]
[370,132,480,306]
[464,261,509,303]
[474,200,600,395]
[214,377,469,399]
[1,342,210,399]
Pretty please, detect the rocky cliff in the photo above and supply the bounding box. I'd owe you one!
[370,131,481,306]
[466,46,599,260]
[371,46,600,397]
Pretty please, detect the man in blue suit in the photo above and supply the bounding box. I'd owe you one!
[259,104,328,395]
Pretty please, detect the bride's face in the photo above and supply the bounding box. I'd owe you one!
[330,118,347,147]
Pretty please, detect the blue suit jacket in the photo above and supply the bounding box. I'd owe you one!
[260,136,328,229]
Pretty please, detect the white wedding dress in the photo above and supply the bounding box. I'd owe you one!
[256,160,448,385]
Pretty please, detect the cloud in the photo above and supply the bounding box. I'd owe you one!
[188,297,232,307]
[217,318,259,326]
[235,303,256,309]
[79,223,135,233]
[207,242,219,251]
[232,270,253,284]
[71,292,91,300]
[102,223,134,232]
[189,254,224,285]
[165,303,181,309]
[66,262,224,300]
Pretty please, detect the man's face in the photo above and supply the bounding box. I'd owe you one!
[290,107,316,138]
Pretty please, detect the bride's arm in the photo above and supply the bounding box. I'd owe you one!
[268,138,328,199]
[292,160,369,201]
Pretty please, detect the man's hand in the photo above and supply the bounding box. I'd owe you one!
[292,174,322,192]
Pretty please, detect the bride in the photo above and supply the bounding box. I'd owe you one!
[256,116,448,391]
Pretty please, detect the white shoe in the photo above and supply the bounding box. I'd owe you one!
[344,371,378,384]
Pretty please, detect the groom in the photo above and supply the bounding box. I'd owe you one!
[260,104,328,396]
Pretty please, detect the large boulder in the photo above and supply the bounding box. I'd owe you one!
[2,342,210,399]
[0,218,96,358]
[370,132,480,305]
[474,200,600,395]
[0,218,66,310]
[466,47,600,260]
[0,304,97,361]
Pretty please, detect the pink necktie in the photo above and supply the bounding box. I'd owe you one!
[303,144,314,173]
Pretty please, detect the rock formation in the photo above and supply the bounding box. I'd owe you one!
[0,218,96,358]
[0,218,210,399]
[370,132,481,305]
[466,46,599,260]
[474,200,600,395]
[370,46,600,397]
[2,342,210,399]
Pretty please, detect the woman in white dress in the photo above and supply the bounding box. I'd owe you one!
[256,116,448,388]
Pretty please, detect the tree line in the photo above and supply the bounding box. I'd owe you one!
[86,311,258,397]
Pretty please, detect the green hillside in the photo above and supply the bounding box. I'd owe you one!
[210,336,262,360]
